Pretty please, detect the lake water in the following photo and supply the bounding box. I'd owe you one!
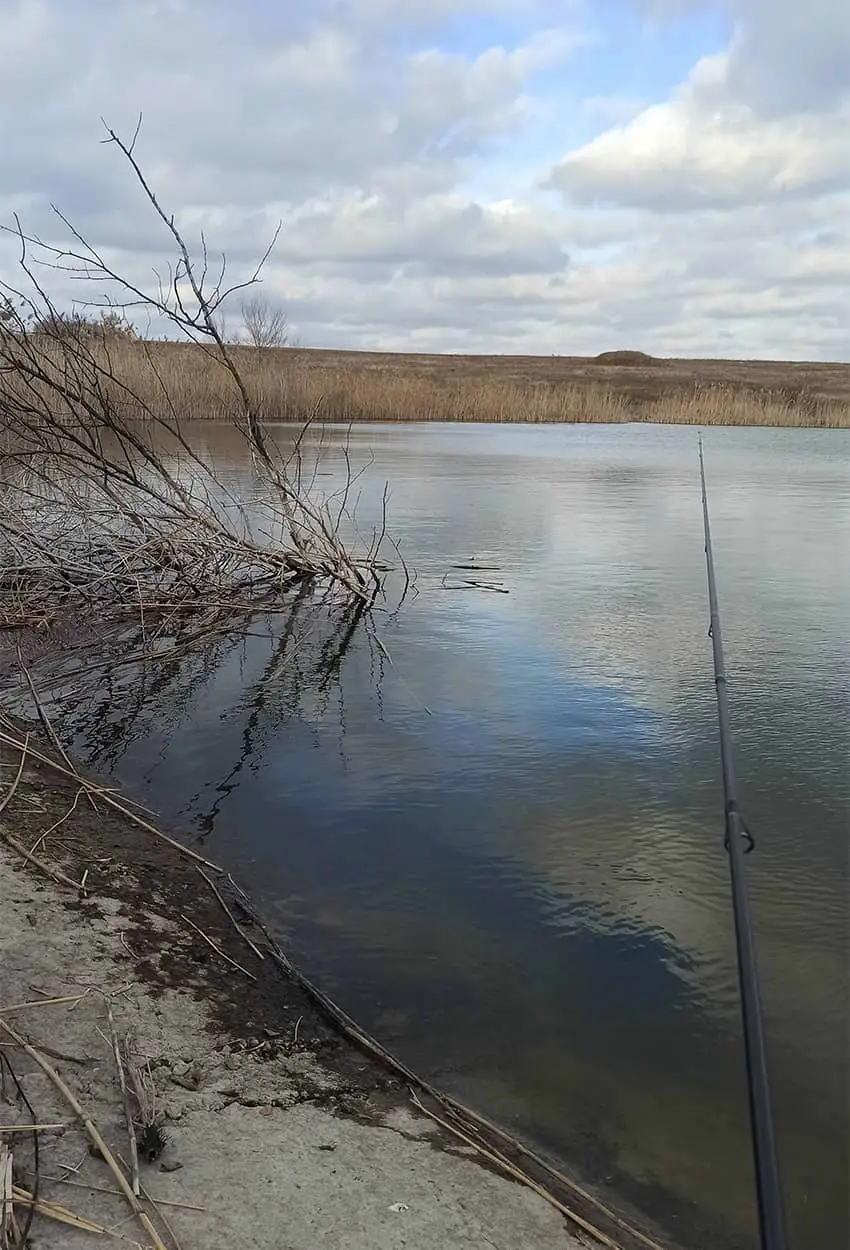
[40,423,850,1248]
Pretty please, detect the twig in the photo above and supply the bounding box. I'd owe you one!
[0,1143,12,1246]
[118,1153,186,1250]
[0,826,86,892]
[0,1125,65,1133]
[136,1176,183,1250]
[0,725,222,871]
[196,868,264,961]
[0,1018,169,1250]
[0,1047,39,1247]
[25,787,85,864]
[17,654,97,812]
[440,578,509,593]
[0,1041,90,1066]
[11,1186,143,1241]
[36,1173,204,1211]
[224,872,250,902]
[409,1090,620,1249]
[178,915,257,981]
[106,1004,139,1197]
[0,733,28,817]
[0,994,89,1015]
[122,1050,156,1141]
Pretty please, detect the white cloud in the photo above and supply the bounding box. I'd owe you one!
[0,0,847,360]
[723,0,850,117]
[548,53,850,211]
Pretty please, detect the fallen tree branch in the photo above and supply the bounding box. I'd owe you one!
[0,120,389,641]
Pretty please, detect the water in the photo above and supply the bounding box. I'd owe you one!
[33,423,850,1247]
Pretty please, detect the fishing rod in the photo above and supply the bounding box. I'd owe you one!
[698,436,788,1250]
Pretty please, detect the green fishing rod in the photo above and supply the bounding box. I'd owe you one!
[699,436,788,1250]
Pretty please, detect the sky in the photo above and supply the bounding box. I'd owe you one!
[0,0,848,359]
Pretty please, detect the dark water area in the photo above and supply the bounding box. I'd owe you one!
[23,423,850,1248]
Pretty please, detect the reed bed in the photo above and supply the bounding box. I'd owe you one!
[78,340,850,428]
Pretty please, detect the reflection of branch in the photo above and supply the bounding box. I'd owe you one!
[29,623,248,776]
[19,589,381,846]
[195,588,315,838]
[194,591,370,830]
[365,622,432,716]
[316,601,367,693]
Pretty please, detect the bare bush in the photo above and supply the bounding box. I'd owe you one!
[28,308,137,343]
[240,296,291,349]
[0,125,386,639]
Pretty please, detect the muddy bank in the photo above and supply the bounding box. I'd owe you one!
[0,727,668,1250]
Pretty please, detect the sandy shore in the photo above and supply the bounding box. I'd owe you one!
[0,730,619,1250]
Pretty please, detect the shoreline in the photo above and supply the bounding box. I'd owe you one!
[0,722,669,1250]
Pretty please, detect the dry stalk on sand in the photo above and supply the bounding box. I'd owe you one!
[0,1140,14,1249]
[0,124,386,638]
[0,1015,171,1250]
[0,710,223,873]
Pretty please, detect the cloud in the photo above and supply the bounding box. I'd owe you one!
[723,0,850,117]
[548,0,850,212]
[547,53,850,212]
[0,0,848,360]
[632,0,850,117]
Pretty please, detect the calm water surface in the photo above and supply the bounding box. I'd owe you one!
[45,424,850,1248]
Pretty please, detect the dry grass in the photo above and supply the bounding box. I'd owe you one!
[79,341,850,428]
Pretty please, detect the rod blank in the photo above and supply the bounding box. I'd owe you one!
[699,437,788,1250]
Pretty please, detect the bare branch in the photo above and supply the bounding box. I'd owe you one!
[0,122,386,642]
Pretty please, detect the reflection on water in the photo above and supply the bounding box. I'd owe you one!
[21,422,850,1250]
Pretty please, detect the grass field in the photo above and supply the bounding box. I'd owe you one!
[93,341,850,428]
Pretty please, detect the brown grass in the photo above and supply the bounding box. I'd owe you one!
[83,341,850,428]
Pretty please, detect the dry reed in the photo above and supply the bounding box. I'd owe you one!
[70,339,850,429]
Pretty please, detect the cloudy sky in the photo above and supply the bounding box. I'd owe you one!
[1,0,848,358]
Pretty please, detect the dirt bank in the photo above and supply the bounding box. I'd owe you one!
[0,727,663,1250]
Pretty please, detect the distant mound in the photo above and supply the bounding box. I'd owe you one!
[594,350,665,367]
